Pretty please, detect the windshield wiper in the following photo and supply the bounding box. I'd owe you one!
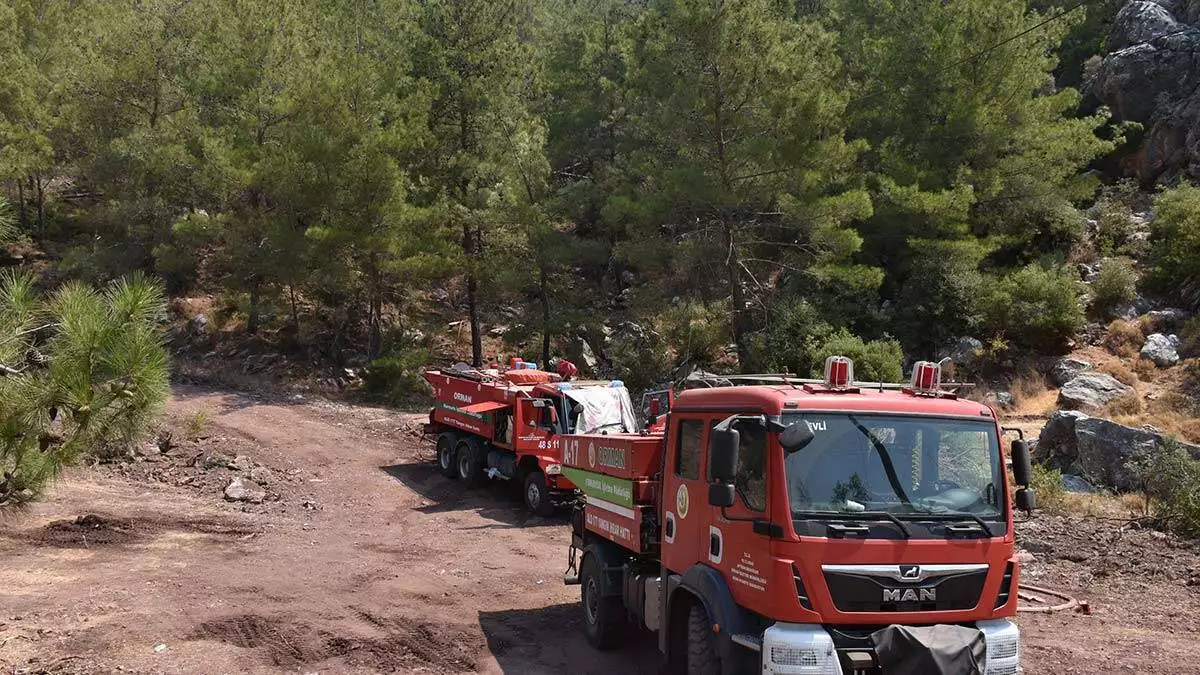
[847,415,913,507]
[794,510,912,539]
[902,508,994,537]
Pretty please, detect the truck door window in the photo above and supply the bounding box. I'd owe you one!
[675,419,703,480]
[732,419,766,512]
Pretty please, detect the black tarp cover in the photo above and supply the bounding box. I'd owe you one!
[870,624,986,675]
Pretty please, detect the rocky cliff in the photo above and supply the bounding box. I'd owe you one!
[1096,0,1200,183]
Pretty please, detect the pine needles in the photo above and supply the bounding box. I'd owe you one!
[0,273,170,507]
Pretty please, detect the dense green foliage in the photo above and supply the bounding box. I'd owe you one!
[0,0,1125,382]
[1148,184,1200,312]
[1089,258,1138,319]
[0,272,169,505]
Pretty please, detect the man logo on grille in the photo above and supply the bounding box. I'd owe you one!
[900,565,921,581]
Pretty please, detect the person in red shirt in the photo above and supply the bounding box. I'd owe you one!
[552,357,579,381]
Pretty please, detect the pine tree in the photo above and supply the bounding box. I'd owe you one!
[413,0,548,366]
[0,272,169,506]
[617,0,871,369]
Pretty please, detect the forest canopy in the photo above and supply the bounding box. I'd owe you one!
[0,0,1138,381]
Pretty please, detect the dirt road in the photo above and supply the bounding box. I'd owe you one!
[1,388,1197,674]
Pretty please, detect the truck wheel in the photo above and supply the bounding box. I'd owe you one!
[580,553,623,650]
[436,433,458,479]
[455,438,486,487]
[686,603,721,675]
[523,471,556,517]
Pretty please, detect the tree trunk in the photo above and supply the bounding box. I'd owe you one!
[540,266,551,366]
[247,288,261,335]
[463,222,483,366]
[724,216,750,372]
[289,285,300,331]
[16,179,27,230]
[35,175,45,235]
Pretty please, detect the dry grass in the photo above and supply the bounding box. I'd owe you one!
[1105,392,1144,416]
[1103,319,1147,358]
[1010,370,1048,402]
[1100,362,1139,387]
[1180,318,1200,358]
[1008,370,1059,417]
[1133,357,1158,382]
[1147,391,1194,416]
[1181,419,1200,444]
[1054,492,1148,518]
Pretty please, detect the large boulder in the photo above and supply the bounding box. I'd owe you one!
[1144,308,1190,332]
[1035,410,1090,468]
[1050,358,1093,386]
[1094,1,1200,183]
[1057,373,1134,411]
[1074,417,1200,491]
[944,336,983,366]
[1141,333,1182,367]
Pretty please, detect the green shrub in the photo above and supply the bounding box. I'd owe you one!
[1029,464,1066,509]
[363,348,431,406]
[1095,197,1135,257]
[656,301,730,369]
[752,299,835,376]
[894,238,988,356]
[0,198,16,243]
[1089,258,1138,319]
[809,329,904,383]
[1148,184,1200,310]
[981,264,1085,352]
[1127,439,1200,537]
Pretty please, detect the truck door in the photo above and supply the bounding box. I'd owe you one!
[702,417,773,607]
[660,414,711,574]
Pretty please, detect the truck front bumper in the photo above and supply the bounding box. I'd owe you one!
[759,619,1019,675]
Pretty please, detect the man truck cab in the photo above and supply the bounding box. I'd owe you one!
[563,357,1033,674]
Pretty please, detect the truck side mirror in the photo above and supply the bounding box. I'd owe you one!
[708,483,735,508]
[1011,439,1032,487]
[547,406,559,428]
[1015,488,1036,513]
[780,422,815,453]
[709,428,739,483]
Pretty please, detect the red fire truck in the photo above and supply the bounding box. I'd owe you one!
[562,356,1034,674]
[422,361,639,515]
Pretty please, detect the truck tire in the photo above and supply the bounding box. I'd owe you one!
[523,470,556,517]
[580,553,623,650]
[686,603,721,675]
[455,438,486,487]
[436,432,458,479]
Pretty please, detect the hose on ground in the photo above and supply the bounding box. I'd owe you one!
[1017,583,1085,613]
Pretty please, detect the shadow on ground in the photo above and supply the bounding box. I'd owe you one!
[478,603,659,675]
[380,462,569,528]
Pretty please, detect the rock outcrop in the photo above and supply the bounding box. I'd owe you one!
[1095,1,1200,183]
[1141,332,1182,367]
[1036,411,1200,491]
[1057,373,1134,410]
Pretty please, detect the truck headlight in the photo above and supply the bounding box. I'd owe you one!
[977,619,1019,675]
[762,623,843,675]
[545,464,562,475]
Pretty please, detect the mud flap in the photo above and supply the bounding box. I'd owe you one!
[870,624,986,675]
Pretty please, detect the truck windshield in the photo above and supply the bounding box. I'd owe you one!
[782,413,1003,521]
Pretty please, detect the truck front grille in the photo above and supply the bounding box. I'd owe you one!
[824,569,987,613]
